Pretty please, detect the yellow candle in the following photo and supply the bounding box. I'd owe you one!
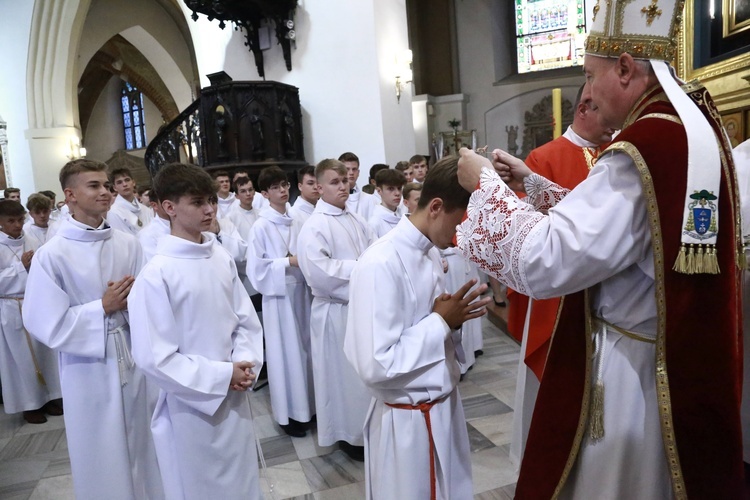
[552,88,562,139]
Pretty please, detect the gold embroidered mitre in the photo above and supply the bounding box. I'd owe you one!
[585,0,684,61]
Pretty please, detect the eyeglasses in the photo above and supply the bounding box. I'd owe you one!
[269,182,291,191]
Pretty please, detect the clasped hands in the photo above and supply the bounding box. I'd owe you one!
[457,147,533,193]
[230,361,256,391]
[433,279,493,331]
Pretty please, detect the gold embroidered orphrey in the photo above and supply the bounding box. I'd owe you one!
[641,0,663,26]
[593,0,601,21]
[583,147,600,170]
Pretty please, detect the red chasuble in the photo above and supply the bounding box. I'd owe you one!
[516,84,744,499]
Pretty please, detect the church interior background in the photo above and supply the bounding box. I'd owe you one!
[0,0,749,498]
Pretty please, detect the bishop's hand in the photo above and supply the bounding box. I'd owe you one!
[433,279,492,330]
[492,149,533,193]
[457,148,492,191]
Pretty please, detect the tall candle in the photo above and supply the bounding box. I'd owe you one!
[552,88,562,139]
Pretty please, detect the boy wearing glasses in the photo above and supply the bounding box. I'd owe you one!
[247,166,315,437]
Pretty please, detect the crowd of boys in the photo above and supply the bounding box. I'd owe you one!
[0,151,487,499]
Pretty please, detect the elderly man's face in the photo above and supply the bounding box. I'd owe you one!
[583,55,627,131]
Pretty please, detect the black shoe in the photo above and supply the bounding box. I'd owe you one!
[280,420,306,438]
[474,349,484,357]
[257,363,268,381]
[339,442,365,462]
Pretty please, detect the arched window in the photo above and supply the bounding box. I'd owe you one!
[121,82,147,149]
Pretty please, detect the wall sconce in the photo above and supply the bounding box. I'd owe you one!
[395,49,413,104]
[66,137,86,160]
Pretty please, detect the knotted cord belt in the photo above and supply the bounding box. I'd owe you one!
[0,296,46,386]
[385,395,447,500]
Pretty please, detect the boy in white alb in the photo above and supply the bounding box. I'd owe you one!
[138,190,171,263]
[289,165,319,226]
[107,167,154,234]
[227,177,260,299]
[214,170,237,219]
[23,194,58,248]
[402,182,422,215]
[247,166,314,437]
[129,163,264,499]
[23,159,162,499]
[345,156,490,499]
[0,200,62,424]
[339,152,377,221]
[297,158,375,461]
[368,168,406,238]
[410,154,429,184]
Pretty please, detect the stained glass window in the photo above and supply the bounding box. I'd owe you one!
[121,82,147,150]
[515,0,588,74]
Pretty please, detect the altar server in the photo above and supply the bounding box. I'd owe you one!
[297,158,375,460]
[345,156,490,499]
[23,159,162,499]
[248,166,315,437]
[0,200,61,424]
[129,163,264,499]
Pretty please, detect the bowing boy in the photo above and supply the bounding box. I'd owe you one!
[128,163,264,499]
[344,156,491,499]
[247,166,315,437]
[23,159,162,499]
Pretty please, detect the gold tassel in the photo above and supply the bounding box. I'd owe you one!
[672,244,688,273]
[590,381,605,441]
[695,245,705,274]
[705,246,720,274]
[686,244,695,274]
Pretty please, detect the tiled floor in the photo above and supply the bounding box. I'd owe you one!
[0,315,520,499]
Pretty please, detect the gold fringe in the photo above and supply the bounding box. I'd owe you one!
[739,250,747,271]
[673,244,720,275]
[590,381,605,441]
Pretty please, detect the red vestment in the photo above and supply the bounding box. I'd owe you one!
[517,84,744,499]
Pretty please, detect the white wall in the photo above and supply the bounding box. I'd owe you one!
[179,0,414,185]
[0,0,36,198]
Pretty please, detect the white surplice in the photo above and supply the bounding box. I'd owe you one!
[22,218,162,500]
[138,215,170,263]
[107,194,153,235]
[297,199,375,446]
[346,186,376,222]
[22,221,58,249]
[457,158,672,499]
[216,193,237,219]
[129,233,264,499]
[227,204,259,296]
[215,217,248,268]
[344,217,472,500]
[367,203,401,238]
[0,232,61,413]
[440,246,482,374]
[247,209,314,425]
[290,196,316,226]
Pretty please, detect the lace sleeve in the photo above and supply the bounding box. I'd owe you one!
[523,173,570,213]
[456,167,545,295]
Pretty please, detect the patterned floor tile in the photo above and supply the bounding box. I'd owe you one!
[474,482,516,499]
[300,450,366,492]
[28,474,74,500]
[466,423,496,453]
[260,434,299,467]
[462,394,512,421]
[260,461,314,499]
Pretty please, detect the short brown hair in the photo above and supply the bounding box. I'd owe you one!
[59,159,108,190]
[416,155,469,212]
[257,166,288,192]
[26,193,52,212]
[409,154,426,165]
[109,167,133,183]
[153,163,215,203]
[297,165,315,183]
[315,159,347,181]
[395,161,410,172]
[374,168,406,188]
[212,169,230,180]
[402,182,423,200]
[235,176,253,190]
[3,188,19,198]
[0,200,25,217]
[338,152,359,165]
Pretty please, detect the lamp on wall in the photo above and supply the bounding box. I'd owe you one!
[395,49,413,104]
[66,137,86,160]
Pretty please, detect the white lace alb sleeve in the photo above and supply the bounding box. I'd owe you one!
[523,173,570,213]
[456,167,545,295]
